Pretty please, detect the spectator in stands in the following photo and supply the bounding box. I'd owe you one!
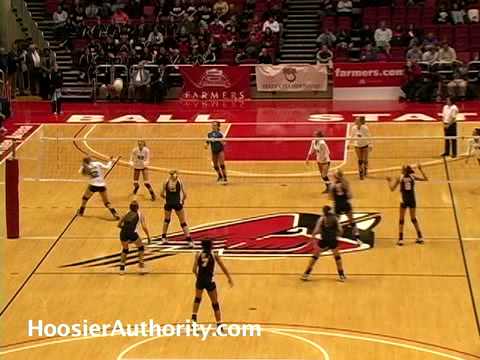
[128,62,151,101]
[316,29,336,48]
[467,6,479,22]
[213,0,230,19]
[337,0,353,14]
[85,2,99,18]
[406,43,423,62]
[447,64,468,99]
[359,24,374,46]
[203,49,216,64]
[316,45,333,68]
[374,21,392,55]
[401,59,423,101]
[391,25,404,47]
[53,5,69,36]
[436,3,450,23]
[170,0,186,22]
[112,8,129,25]
[258,47,273,64]
[423,32,438,47]
[147,27,164,46]
[422,45,439,63]
[263,16,280,33]
[320,0,335,15]
[0,48,8,78]
[360,43,378,61]
[7,44,18,98]
[437,42,457,62]
[335,29,351,49]
[403,24,420,48]
[26,44,41,96]
[50,63,63,114]
[79,48,94,81]
[451,2,466,24]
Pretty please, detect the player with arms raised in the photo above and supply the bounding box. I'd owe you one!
[387,164,428,246]
[78,156,119,220]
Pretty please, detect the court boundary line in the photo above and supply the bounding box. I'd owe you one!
[0,130,120,318]
[443,157,480,335]
[0,125,43,165]
[1,323,478,359]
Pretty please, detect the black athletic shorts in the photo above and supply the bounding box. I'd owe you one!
[318,237,338,250]
[120,232,140,243]
[88,185,106,193]
[196,278,216,292]
[400,199,416,209]
[164,203,183,211]
[335,201,352,215]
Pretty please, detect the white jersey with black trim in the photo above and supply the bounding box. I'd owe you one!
[309,139,330,163]
[350,124,371,148]
[130,147,150,169]
[79,161,112,187]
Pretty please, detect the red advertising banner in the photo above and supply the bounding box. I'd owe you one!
[180,66,251,100]
[334,62,405,87]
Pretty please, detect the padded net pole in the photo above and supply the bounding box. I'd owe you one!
[6,139,19,239]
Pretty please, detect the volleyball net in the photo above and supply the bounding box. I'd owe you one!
[14,130,479,184]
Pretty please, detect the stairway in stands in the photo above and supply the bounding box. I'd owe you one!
[279,0,321,63]
[25,0,92,100]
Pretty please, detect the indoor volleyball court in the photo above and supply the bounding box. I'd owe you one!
[1,100,479,360]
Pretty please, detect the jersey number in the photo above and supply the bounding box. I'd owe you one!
[89,169,99,178]
[200,254,209,268]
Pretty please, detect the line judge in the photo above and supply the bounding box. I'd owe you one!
[441,97,459,158]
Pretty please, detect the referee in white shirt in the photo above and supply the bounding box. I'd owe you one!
[441,97,459,158]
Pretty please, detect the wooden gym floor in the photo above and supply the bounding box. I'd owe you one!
[1,121,480,360]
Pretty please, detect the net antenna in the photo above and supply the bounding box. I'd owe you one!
[5,138,20,238]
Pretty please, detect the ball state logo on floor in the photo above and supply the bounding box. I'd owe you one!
[60,212,381,269]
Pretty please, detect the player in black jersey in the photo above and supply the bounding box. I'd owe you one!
[301,205,346,281]
[191,239,233,326]
[160,170,193,247]
[387,164,428,246]
[205,121,228,184]
[329,170,361,244]
[117,201,151,274]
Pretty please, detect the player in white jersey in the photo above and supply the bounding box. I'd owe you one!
[77,157,120,219]
[350,116,372,180]
[130,140,156,200]
[306,130,331,193]
[466,128,480,165]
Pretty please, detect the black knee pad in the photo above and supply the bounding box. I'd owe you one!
[212,302,220,311]
[358,160,364,165]
[82,196,89,201]
[180,222,188,228]
[312,254,319,260]
[399,219,405,225]
[144,182,152,188]
[322,176,329,182]
[104,202,111,207]
[138,246,144,252]
[164,218,171,224]
[334,255,341,261]
[411,218,418,224]
[122,248,129,254]
[220,165,225,169]
[214,166,220,171]
[194,297,201,304]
